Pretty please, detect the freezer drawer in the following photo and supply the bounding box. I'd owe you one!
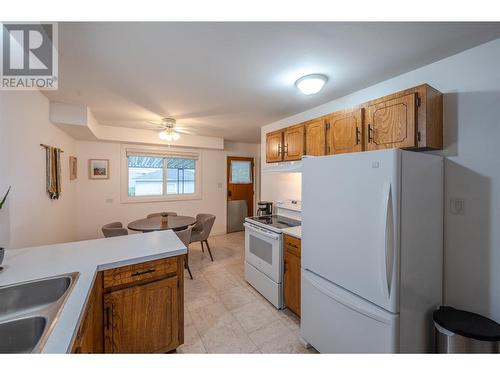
[301,270,399,353]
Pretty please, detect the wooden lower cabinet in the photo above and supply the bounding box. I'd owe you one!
[283,235,301,317]
[71,255,184,354]
[104,276,179,353]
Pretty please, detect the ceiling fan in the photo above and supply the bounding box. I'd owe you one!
[147,117,196,141]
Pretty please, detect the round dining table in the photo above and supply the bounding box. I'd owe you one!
[127,215,197,233]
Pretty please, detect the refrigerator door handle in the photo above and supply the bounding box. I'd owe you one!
[381,182,395,299]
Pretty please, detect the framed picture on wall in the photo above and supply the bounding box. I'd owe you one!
[89,159,109,179]
[69,156,78,180]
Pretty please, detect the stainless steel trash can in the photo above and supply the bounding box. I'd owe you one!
[433,306,500,353]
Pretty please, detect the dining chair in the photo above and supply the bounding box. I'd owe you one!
[175,227,193,279]
[189,214,216,261]
[102,222,128,238]
[147,212,178,219]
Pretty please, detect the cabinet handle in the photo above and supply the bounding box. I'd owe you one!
[287,242,298,249]
[131,268,155,277]
[284,144,289,155]
[368,124,373,143]
[355,127,360,145]
[277,144,282,156]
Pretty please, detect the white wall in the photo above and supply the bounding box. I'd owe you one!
[75,140,260,240]
[261,38,500,321]
[0,90,78,249]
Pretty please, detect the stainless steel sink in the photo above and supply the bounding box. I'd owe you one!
[0,316,47,353]
[0,273,79,353]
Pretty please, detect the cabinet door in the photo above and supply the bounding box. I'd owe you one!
[284,249,301,317]
[365,93,416,150]
[305,119,327,156]
[327,109,363,155]
[283,125,305,161]
[72,299,94,353]
[266,131,283,163]
[104,276,179,353]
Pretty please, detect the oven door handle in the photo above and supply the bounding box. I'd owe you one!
[244,223,280,240]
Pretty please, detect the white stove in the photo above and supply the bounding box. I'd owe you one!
[244,202,301,309]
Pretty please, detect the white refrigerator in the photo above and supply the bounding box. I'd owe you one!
[301,149,443,353]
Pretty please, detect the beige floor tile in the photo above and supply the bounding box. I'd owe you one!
[190,301,234,336]
[199,318,257,353]
[258,331,312,354]
[248,319,292,348]
[278,308,301,331]
[232,299,281,333]
[219,285,259,311]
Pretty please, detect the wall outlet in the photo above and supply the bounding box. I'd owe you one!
[105,198,114,204]
[450,197,465,215]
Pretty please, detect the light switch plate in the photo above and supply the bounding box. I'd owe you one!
[105,198,114,204]
[450,197,465,215]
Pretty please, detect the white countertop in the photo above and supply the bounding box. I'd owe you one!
[281,226,301,239]
[0,231,187,353]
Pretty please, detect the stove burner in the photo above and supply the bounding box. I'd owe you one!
[247,215,301,229]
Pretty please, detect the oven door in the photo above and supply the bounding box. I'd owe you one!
[244,222,282,283]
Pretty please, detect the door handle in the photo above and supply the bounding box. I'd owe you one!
[228,190,232,198]
[381,182,394,298]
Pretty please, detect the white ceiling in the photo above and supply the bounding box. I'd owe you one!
[43,22,500,143]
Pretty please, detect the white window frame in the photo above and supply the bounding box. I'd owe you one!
[120,145,202,203]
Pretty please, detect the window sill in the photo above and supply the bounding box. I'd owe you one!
[121,193,201,204]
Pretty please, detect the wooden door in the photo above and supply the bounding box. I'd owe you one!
[283,125,305,161]
[284,249,301,317]
[327,109,363,155]
[227,156,254,232]
[365,93,417,150]
[266,131,283,163]
[104,276,179,353]
[305,119,327,156]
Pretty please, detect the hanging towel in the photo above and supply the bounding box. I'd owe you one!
[46,146,62,200]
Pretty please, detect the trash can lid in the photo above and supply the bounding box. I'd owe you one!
[433,306,500,341]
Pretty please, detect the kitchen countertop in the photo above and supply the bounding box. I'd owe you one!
[281,226,301,239]
[0,231,186,353]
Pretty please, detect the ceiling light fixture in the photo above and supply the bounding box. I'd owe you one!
[159,129,181,141]
[295,74,328,95]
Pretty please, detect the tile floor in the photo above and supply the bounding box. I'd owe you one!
[177,231,317,354]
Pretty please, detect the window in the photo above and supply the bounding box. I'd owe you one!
[125,149,200,201]
[230,160,252,184]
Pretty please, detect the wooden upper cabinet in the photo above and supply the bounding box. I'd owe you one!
[266,131,283,163]
[305,119,327,156]
[264,84,442,159]
[283,125,305,161]
[365,92,417,150]
[326,109,363,155]
[104,276,180,353]
[364,84,443,151]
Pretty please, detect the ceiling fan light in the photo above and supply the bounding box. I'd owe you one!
[159,130,169,140]
[295,74,328,95]
[172,132,180,141]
